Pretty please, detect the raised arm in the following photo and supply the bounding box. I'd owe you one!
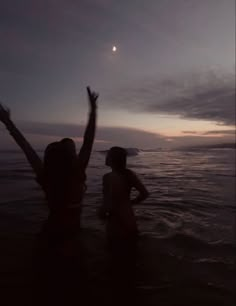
[129,171,149,205]
[0,103,43,178]
[77,86,98,170]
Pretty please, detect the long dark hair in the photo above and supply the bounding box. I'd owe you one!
[41,139,87,207]
[43,139,82,186]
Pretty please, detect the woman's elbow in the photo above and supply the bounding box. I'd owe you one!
[142,189,149,201]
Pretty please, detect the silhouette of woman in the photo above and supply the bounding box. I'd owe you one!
[0,87,98,242]
[100,147,148,285]
[100,147,149,241]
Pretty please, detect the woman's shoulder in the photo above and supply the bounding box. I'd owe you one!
[124,169,141,186]
[124,168,136,178]
[125,168,134,174]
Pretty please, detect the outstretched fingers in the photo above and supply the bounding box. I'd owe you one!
[87,86,99,109]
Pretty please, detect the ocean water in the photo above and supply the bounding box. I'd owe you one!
[0,148,235,303]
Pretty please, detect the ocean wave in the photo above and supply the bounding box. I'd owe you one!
[152,233,236,260]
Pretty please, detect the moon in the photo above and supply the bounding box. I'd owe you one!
[112,46,117,52]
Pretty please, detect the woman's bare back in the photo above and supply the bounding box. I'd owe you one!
[103,169,148,237]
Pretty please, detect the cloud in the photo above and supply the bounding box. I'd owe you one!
[202,129,236,135]
[107,70,235,126]
[182,131,199,134]
[16,121,167,149]
[168,135,235,148]
[182,129,236,135]
[1,120,235,150]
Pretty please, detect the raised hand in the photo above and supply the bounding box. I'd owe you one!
[77,87,98,169]
[87,86,98,110]
[0,102,43,176]
[0,103,11,125]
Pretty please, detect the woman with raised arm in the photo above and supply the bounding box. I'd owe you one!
[0,86,98,242]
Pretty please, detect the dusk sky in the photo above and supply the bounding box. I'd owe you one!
[0,0,235,149]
